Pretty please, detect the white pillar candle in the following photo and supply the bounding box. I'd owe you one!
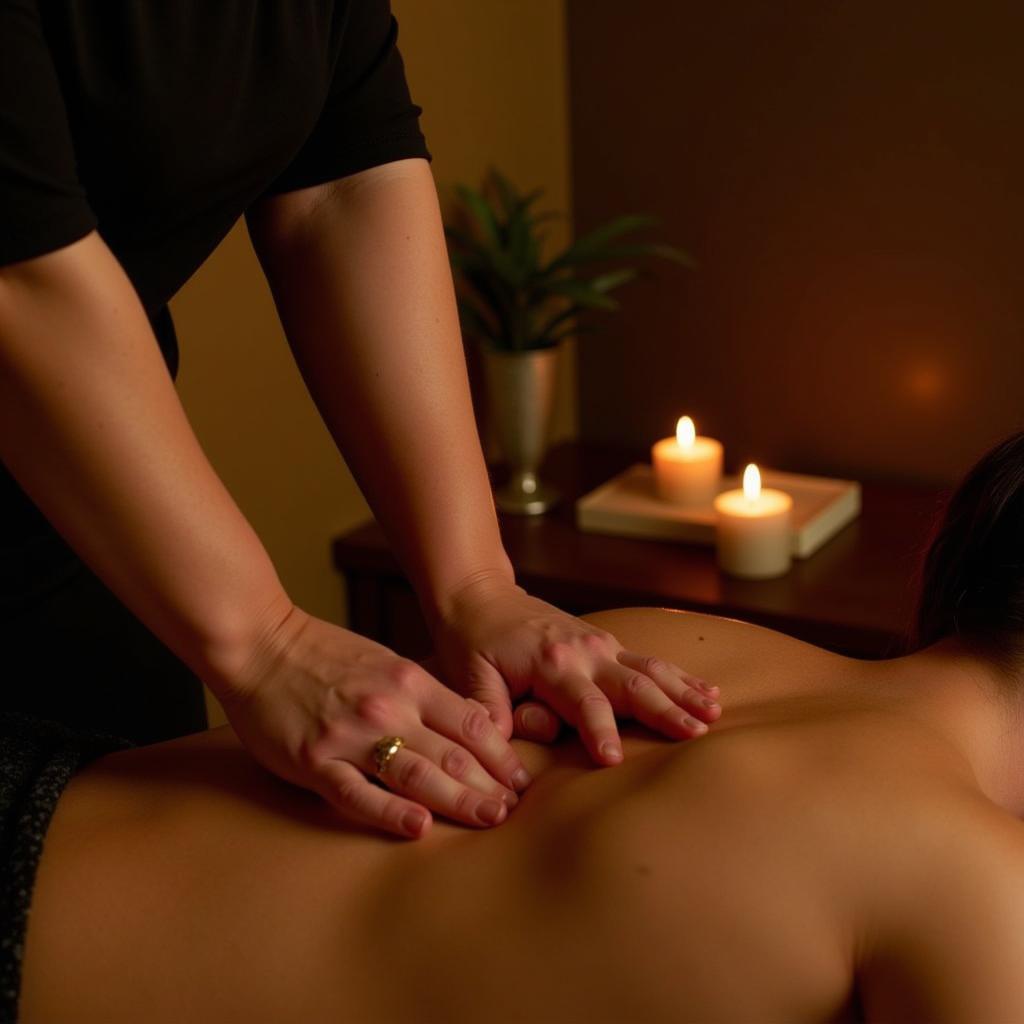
[713,464,793,579]
[651,416,724,505]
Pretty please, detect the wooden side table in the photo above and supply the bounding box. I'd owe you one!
[332,441,948,661]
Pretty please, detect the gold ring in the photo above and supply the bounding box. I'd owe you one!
[373,736,405,775]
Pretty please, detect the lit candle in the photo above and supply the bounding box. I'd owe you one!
[713,464,793,578]
[651,416,724,505]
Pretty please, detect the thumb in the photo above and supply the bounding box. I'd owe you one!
[462,662,514,739]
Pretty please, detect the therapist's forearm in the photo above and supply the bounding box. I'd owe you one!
[0,233,292,686]
[249,159,514,623]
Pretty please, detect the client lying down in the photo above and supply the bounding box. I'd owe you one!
[11,431,1024,1023]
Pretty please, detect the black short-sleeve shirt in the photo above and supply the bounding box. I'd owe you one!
[0,0,430,547]
[0,0,430,367]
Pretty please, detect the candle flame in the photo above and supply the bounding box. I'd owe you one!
[743,463,761,501]
[676,416,696,450]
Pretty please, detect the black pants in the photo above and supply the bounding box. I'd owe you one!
[0,528,208,746]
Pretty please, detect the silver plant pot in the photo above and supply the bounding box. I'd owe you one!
[481,345,560,515]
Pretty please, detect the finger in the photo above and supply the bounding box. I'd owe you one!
[316,759,432,840]
[617,651,722,722]
[602,664,711,739]
[412,729,518,807]
[615,649,720,697]
[376,743,510,829]
[460,661,515,739]
[682,672,720,697]
[539,671,622,766]
[421,693,532,792]
[513,700,562,743]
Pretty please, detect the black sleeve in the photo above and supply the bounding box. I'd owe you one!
[0,0,97,266]
[265,0,431,196]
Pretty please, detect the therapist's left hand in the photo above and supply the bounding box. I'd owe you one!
[429,575,722,766]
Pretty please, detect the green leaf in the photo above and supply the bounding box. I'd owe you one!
[489,169,521,220]
[455,183,501,250]
[579,213,659,246]
[617,242,695,267]
[546,278,621,310]
[484,171,544,284]
[491,246,529,287]
[488,168,545,220]
[455,231,526,288]
[589,267,641,293]
[543,214,656,272]
[534,303,579,341]
[541,242,694,274]
[506,211,534,282]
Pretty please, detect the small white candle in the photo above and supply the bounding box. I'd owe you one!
[713,464,793,579]
[651,416,724,505]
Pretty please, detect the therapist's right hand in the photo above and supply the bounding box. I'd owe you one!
[216,605,530,839]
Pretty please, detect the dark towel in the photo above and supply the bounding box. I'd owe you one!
[0,713,129,1023]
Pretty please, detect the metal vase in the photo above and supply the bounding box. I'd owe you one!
[481,345,560,515]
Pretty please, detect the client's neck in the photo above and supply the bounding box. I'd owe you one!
[885,638,1024,816]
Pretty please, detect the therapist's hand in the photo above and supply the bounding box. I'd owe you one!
[430,576,722,765]
[217,606,529,839]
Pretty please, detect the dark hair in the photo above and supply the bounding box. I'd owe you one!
[912,430,1024,671]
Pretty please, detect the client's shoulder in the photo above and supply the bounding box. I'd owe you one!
[856,791,1024,1021]
[582,605,822,654]
[885,786,1024,903]
[581,606,845,696]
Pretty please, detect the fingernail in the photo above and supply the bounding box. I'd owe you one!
[600,741,623,763]
[402,810,428,837]
[685,717,707,732]
[477,799,506,825]
[702,698,719,709]
[511,767,532,791]
[502,789,519,808]
[700,682,720,694]
[522,708,548,733]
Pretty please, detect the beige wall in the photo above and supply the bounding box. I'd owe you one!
[170,0,573,671]
[393,0,577,458]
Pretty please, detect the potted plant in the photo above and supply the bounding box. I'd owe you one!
[446,167,691,514]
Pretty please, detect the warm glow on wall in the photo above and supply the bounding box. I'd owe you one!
[905,360,946,403]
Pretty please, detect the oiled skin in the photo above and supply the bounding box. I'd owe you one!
[19,608,1024,1023]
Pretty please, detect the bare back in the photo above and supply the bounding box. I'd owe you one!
[20,608,1024,1022]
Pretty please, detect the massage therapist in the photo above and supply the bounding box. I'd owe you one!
[0,0,720,838]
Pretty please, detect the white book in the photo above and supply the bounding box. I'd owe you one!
[575,464,861,559]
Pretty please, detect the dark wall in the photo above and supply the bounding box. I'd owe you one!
[567,1,1024,485]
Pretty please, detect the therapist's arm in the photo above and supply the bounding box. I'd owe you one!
[246,158,515,626]
[0,233,525,835]
[0,233,292,680]
[246,159,722,761]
